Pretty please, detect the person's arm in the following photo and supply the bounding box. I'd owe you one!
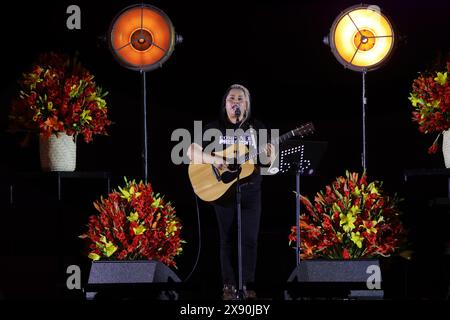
[187,143,227,169]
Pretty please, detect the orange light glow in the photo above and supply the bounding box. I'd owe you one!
[109,4,175,71]
[330,5,394,71]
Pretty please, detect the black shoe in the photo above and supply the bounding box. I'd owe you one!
[222,284,237,300]
[243,286,257,300]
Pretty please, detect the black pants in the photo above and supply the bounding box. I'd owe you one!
[213,180,261,286]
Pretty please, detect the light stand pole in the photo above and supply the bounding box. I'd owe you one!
[362,69,367,171]
[108,4,182,183]
[323,4,395,172]
[295,167,301,266]
[234,112,244,300]
[141,70,149,183]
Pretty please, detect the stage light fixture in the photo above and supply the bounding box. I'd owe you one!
[324,4,394,170]
[324,4,394,72]
[109,3,182,72]
[108,4,182,182]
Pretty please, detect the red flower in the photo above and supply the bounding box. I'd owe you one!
[80,179,184,267]
[342,248,350,260]
[409,61,450,154]
[322,215,333,231]
[428,142,439,154]
[9,52,111,143]
[289,171,407,260]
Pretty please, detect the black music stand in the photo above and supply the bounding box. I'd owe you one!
[277,140,327,266]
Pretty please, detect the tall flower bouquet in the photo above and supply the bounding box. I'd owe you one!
[9,52,111,143]
[289,171,406,260]
[409,62,450,153]
[80,179,184,267]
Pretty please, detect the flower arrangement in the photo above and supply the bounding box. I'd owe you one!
[80,179,184,267]
[289,171,406,260]
[409,61,450,154]
[9,52,111,143]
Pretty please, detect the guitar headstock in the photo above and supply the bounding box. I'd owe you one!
[292,122,315,138]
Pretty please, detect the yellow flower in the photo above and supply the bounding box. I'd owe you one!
[349,205,360,216]
[80,109,92,123]
[340,210,357,233]
[104,242,117,257]
[152,197,163,209]
[69,84,79,98]
[133,225,147,235]
[367,182,379,195]
[165,221,178,237]
[339,205,359,233]
[408,93,423,107]
[434,72,447,86]
[88,253,101,261]
[363,220,378,234]
[352,186,361,197]
[350,231,364,248]
[119,185,141,201]
[127,212,139,222]
[99,235,107,244]
[98,235,117,257]
[332,202,341,213]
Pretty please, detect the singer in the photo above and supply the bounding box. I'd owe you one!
[187,84,275,300]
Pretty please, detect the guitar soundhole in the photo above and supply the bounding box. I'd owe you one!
[221,169,240,184]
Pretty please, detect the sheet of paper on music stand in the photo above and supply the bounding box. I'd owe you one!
[272,140,327,176]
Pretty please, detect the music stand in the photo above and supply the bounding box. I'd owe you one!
[277,140,327,266]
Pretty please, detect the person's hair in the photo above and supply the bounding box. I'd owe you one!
[220,84,251,125]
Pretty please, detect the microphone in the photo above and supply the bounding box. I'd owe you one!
[234,105,241,117]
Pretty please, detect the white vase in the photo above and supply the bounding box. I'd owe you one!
[442,130,450,168]
[39,132,77,171]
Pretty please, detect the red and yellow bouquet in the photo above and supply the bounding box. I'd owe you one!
[80,179,184,267]
[9,52,111,143]
[409,62,450,153]
[289,171,406,260]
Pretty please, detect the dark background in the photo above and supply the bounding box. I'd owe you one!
[0,0,449,300]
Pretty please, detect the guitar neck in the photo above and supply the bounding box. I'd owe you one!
[278,130,297,144]
[244,131,293,162]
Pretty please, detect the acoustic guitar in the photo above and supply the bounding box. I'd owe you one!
[188,122,314,202]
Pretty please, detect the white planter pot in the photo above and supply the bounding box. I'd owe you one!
[443,130,450,168]
[39,132,76,172]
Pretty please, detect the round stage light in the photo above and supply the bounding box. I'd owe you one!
[326,4,394,71]
[324,4,395,171]
[107,4,182,183]
[108,4,179,72]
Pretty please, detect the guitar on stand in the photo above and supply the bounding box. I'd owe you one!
[188,122,315,202]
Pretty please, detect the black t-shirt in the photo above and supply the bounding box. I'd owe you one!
[201,118,271,183]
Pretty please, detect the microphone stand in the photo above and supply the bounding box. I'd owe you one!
[234,109,244,300]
